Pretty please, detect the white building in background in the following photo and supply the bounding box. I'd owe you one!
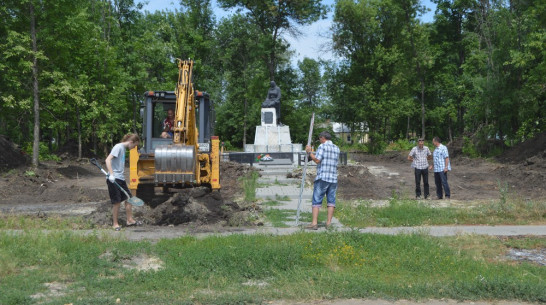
[319,121,369,144]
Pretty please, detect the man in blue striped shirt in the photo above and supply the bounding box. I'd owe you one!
[305,131,340,230]
[429,136,451,199]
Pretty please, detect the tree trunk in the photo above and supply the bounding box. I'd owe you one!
[76,103,82,160]
[406,116,410,140]
[402,2,426,139]
[420,80,425,139]
[30,2,40,167]
[448,117,453,144]
[243,97,247,147]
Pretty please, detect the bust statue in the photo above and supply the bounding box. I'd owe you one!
[261,81,281,125]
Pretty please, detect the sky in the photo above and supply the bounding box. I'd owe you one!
[140,0,437,65]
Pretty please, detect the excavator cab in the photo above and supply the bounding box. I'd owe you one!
[139,90,214,154]
[129,60,220,203]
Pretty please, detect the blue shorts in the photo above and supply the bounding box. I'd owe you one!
[312,179,337,207]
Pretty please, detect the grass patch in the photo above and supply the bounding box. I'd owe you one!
[263,209,292,227]
[262,200,282,206]
[336,197,546,227]
[240,171,259,202]
[263,207,330,227]
[275,194,290,201]
[298,210,328,224]
[0,231,544,304]
[273,178,289,186]
[0,214,96,230]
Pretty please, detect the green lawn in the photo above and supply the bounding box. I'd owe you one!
[336,197,546,227]
[1,230,544,304]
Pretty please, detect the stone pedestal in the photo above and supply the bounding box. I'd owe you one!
[244,108,302,156]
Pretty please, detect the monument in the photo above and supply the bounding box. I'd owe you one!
[244,81,302,160]
[261,81,281,125]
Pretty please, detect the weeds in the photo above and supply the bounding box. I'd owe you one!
[275,194,290,201]
[240,171,259,202]
[263,209,292,227]
[0,214,95,230]
[1,231,544,304]
[336,197,546,227]
[262,200,282,206]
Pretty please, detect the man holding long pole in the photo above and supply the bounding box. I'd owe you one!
[305,131,340,230]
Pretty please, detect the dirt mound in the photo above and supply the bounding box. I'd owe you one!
[0,135,28,171]
[140,187,232,225]
[219,161,256,200]
[497,132,546,164]
[87,186,258,228]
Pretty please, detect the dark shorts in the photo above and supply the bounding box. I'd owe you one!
[107,179,130,204]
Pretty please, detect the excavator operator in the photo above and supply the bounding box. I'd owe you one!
[161,108,175,138]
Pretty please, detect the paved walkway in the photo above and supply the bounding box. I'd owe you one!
[254,161,344,227]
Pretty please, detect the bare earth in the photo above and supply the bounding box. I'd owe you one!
[0,132,545,230]
[339,151,546,201]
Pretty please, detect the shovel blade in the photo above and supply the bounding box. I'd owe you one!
[127,196,145,207]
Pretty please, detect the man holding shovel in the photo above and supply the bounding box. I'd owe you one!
[105,133,141,230]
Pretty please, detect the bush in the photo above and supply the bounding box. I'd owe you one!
[366,133,386,154]
[23,142,61,162]
[462,136,479,157]
[388,139,415,151]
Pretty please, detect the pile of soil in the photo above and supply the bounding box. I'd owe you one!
[87,186,258,228]
[219,161,256,200]
[0,135,28,170]
[497,132,546,164]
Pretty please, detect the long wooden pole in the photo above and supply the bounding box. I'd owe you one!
[296,113,315,226]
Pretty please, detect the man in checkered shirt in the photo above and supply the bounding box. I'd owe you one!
[429,136,451,199]
[408,138,432,199]
[305,131,340,230]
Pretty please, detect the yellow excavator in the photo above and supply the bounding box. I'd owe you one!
[128,59,220,202]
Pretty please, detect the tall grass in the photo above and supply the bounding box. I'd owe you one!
[336,197,546,227]
[0,231,544,304]
[240,171,259,202]
[0,214,96,230]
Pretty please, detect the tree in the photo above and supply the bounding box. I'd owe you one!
[215,14,266,147]
[331,0,415,151]
[217,0,327,80]
[297,57,323,110]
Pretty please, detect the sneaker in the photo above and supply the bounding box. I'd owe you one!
[416,195,421,200]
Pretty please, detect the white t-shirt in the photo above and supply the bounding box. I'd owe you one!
[109,143,126,180]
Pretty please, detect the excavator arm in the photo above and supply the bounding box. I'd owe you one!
[129,59,220,201]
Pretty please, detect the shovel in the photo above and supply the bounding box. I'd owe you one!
[90,158,144,206]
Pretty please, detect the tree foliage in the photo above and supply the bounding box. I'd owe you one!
[0,0,544,161]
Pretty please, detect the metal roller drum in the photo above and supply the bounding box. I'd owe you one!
[154,144,196,184]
